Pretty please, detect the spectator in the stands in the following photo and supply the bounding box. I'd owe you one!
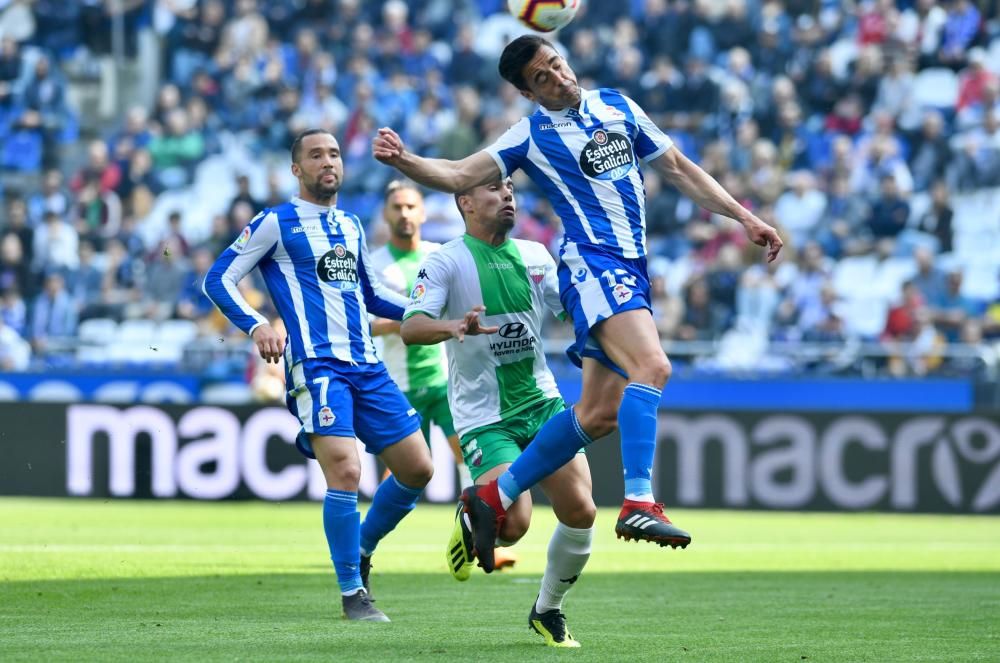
[914,180,954,254]
[908,111,952,193]
[930,268,985,342]
[74,175,122,248]
[143,235,190,320]
[0,233,30,298]
[148,107,205,188]
[176,247,216,322]
[952,111,1000,190]
[32,211,78,278]
[0,287,26,337]
[0,312,31,371]
[815,174,870,258]
[774,171,827,249]
[70,140,121,196]
[866,174,911,243]
[27,169,71,226]
[677,276,729,341]
[937,0,982,70]
[72,240,105,317]
[29,271,77,353]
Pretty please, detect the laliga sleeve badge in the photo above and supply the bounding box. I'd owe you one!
[318,406,335,427]
[410,282,427,303]
[231,226,252,252]
[612,283,633,305]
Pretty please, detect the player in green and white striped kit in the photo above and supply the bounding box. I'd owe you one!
[400,177,596,648]
[370,181,473,489]
[373,180,519,570]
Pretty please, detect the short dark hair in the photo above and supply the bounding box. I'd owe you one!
[383,179,423,203]
[453,190,469,221]
[498,35,551,91]
[290,128,335,163]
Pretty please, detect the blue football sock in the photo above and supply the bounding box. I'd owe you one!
[359,475,422,555]
[323,489,363,595]
[497,407,592,508]
[620,383,661,501]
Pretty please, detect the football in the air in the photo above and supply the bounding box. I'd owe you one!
[507,0,581,33]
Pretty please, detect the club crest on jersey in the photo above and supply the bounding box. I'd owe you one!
[527,266,546,284]
[580,129,634,181]
[317,406,335,427]
[231,226,252,252]
[317,244,359,290]
[613,283,633,305]
[410,282,427,303]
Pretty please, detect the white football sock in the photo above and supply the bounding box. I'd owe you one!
[456,463,473,490]
[535,522,593,613]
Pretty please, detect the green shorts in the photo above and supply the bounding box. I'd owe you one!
[405,382,456,441]
[459,397,577,481]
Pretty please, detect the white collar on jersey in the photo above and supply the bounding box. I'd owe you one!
[537,87,594,119]
[291,195,338,212]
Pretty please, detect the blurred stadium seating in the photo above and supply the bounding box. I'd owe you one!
[1,0,999,389]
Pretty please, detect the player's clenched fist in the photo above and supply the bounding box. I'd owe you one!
[373,127,405,164]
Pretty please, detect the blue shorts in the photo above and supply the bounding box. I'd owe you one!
[286,357,422,459]
[557,241,652,376]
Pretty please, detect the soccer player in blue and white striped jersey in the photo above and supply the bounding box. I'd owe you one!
[204,129,434,622]
[374,36,783,559]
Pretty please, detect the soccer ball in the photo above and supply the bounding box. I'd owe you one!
[507,0,581,33]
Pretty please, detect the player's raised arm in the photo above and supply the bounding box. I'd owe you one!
[202,210,284,362]
[372,127,501,194]
[650,146,784,263]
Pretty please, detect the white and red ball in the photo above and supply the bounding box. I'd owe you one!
[507,0,581,33]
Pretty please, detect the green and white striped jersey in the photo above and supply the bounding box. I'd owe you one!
[370,241,448,392]
[403,235,564,437]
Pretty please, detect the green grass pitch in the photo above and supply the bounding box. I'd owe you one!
[1,498,998,662]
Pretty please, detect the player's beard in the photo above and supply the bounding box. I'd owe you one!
[305,175,340,204]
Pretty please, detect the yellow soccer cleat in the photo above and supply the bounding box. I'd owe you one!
[446,501,474,581]
[529,601,581,648]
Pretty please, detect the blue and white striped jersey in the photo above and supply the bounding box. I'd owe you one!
[485,88,673,260]
[203,196,408,366]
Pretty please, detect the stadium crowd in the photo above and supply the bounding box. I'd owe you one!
[0,0,999,378]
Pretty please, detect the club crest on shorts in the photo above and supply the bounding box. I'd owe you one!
[527,265,546,284]
[613,283,633,305]
[318,406,335,427]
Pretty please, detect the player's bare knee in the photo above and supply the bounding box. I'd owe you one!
[396,461,433,488]
[557,498,596,529]
[631,354,671,388]
[327,464,362,489]
[500,515,530,543]
[576,404,617,439]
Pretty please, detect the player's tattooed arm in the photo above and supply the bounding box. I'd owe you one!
[400,306,499,345]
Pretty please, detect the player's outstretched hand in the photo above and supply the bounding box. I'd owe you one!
[743,214,784,263]
[251,324,285,364]
[373,127,405,165]
[453,305,499,343]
